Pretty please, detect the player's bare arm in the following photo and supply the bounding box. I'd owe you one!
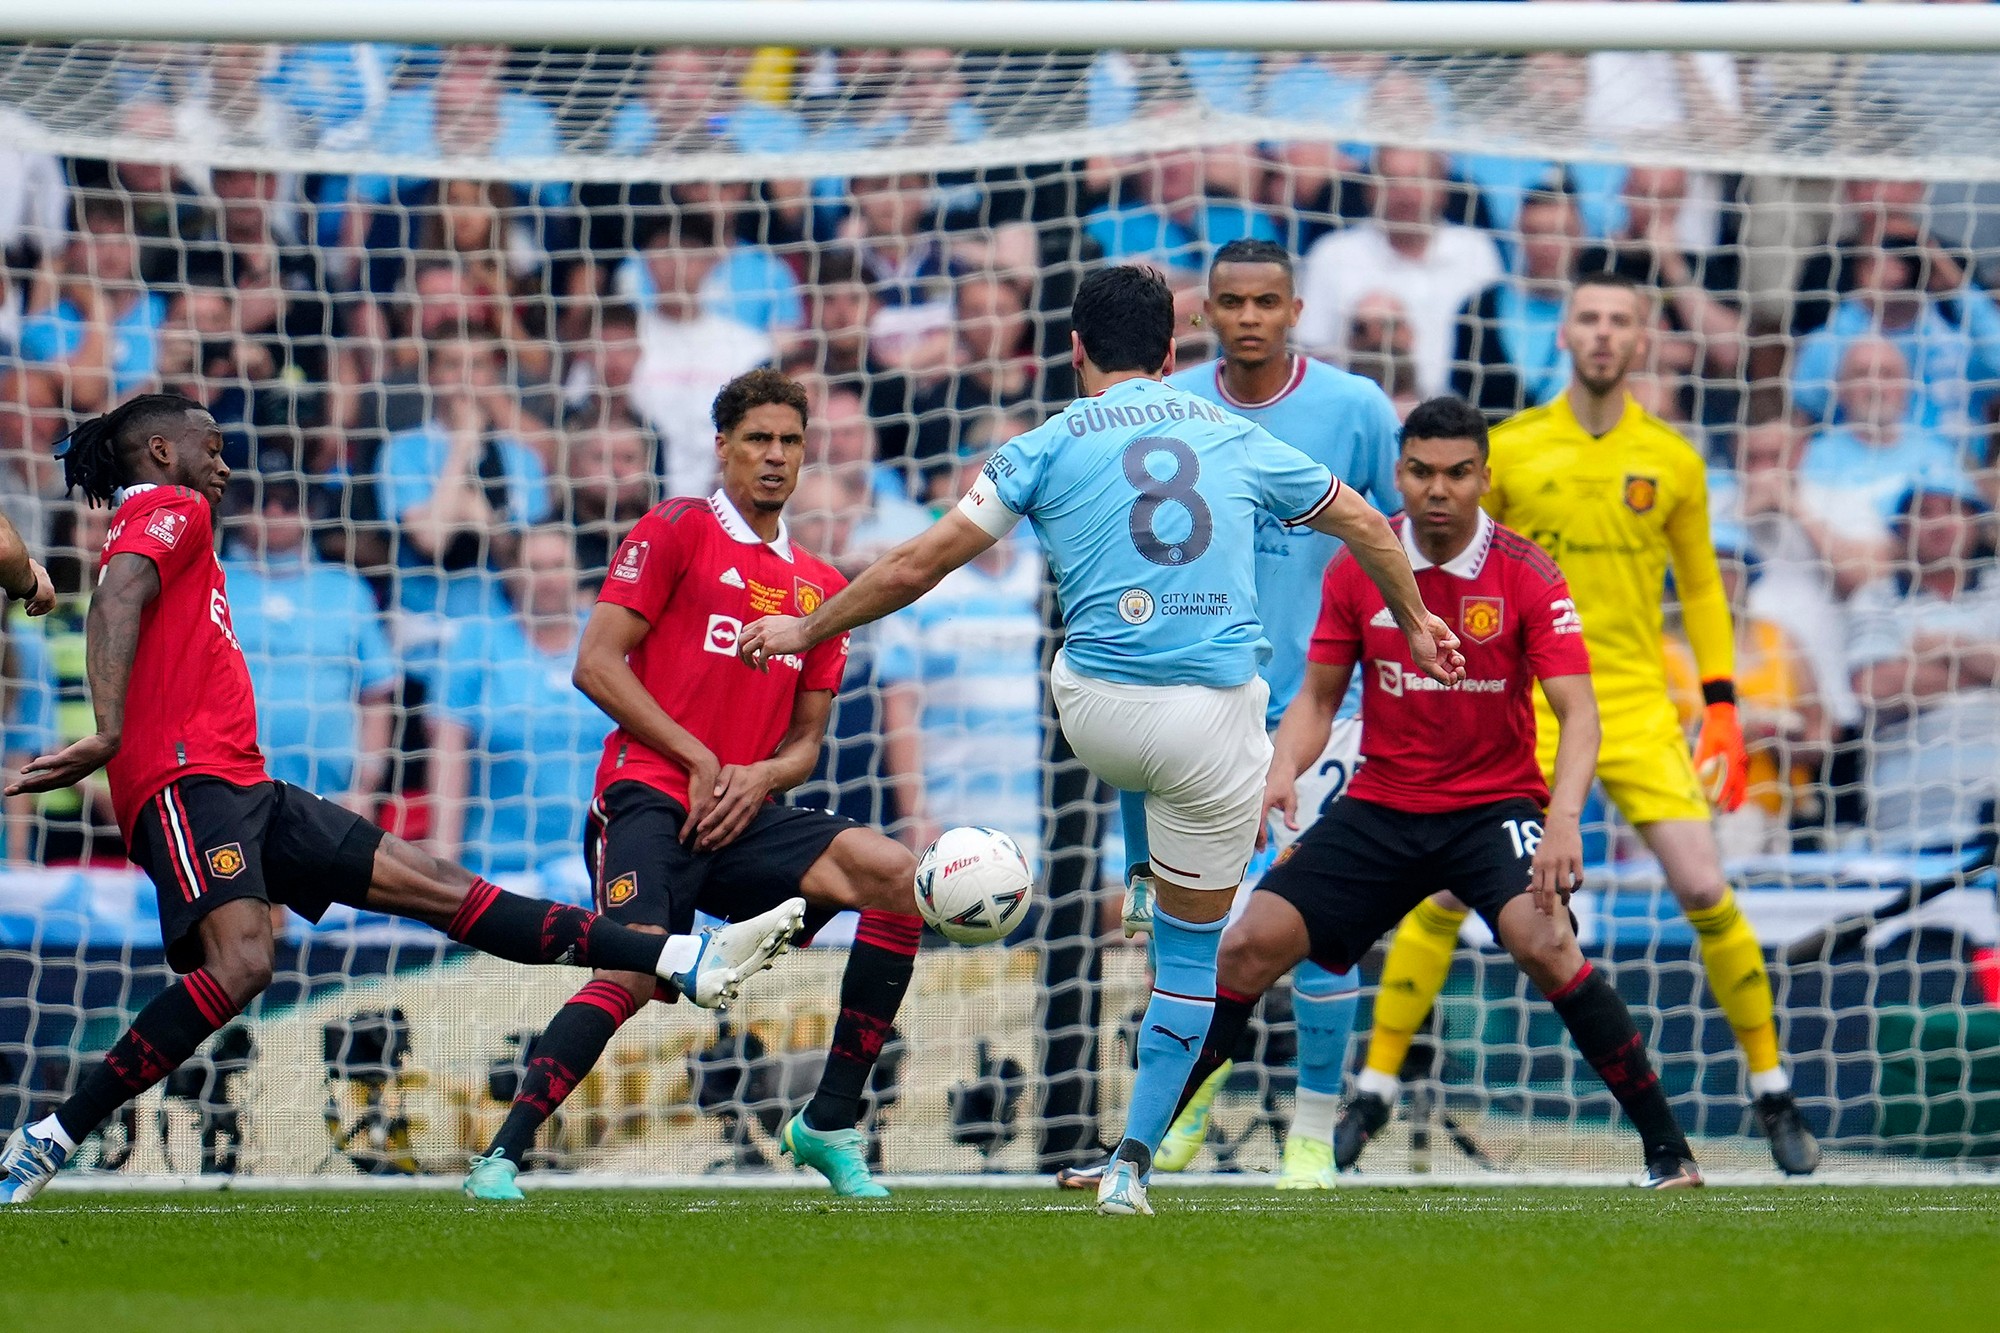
[0,512,55,617]
[738,510,996,668]
[1299,484,1464,686]
[1534,672,1599,916]
[1260,658,1354,848]
[573,600,726,840]
[692,688,836,853]
[5,551,158,796]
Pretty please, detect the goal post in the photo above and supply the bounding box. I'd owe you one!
[3,5,2000,1186]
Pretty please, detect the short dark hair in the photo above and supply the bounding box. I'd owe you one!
[712,368,809,436]
[1210,238,1294,282]
[1399,396,1490,457]
[809,246,867,288]
[1573,269,1645,299]
[1518,187,1574,216]
[1071,264,1174,374]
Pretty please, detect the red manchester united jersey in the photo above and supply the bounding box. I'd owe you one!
[592,490,850,808]
[1310,512,1590,814]
[100,484,266,838]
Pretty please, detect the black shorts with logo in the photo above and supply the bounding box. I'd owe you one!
[585,780,859,937]
[1257,794,1547,973]
[128,776,386,974]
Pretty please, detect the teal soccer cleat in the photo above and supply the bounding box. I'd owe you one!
[0,1125,68,1206]
[782,1114,890,1199]
[463,1153,526,1202]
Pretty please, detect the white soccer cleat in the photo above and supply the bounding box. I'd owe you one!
[669,897,807,1009]
[0,1125,68,1206]
[1121,865,1156,939]
[1096,1157,1153,1216]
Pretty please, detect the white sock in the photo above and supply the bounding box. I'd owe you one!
[28,1114,75,1154]
[1749,1067,1791,1097]
[1289,1088,1340,1145]
[656,934,704,979]
[1355,1066,1401,1101]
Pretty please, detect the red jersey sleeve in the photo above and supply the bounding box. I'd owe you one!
[596,502,695,623]
[1306,553,1364,668]
[1522,568,1592,681]
[104,487,208,579]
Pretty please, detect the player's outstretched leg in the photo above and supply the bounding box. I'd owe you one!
[1336,894,1466,1169]
[1276,961,1360,1188]
[1492,895,1700,1188]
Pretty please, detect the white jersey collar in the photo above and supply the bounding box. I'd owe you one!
[709,488,793,562]
[1214,354,1307,411]
[1401,509,1494,579]
[113,483,162,508]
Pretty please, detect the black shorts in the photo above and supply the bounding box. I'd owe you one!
[1258,795,1547,973]
[128,776,385,974]
[585,780,859,937]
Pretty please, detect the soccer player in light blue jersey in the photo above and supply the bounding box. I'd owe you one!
[1142,238,1406,1188]
[739,264,1463,1216]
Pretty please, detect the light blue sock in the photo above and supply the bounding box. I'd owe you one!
[1117,788,1151,877]
[1293,961,1361,1098]
[1122,908,1224,1160]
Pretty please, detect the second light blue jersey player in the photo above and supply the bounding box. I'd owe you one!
[961,374,1342,686]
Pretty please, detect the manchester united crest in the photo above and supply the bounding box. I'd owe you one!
[606,872,638,908]
[794,579,824,615]
[1460,596,1505,644]
[1623,474,1658,514]
[206,843,246,880]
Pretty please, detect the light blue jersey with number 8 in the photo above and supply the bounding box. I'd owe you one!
[956,376,1339,689]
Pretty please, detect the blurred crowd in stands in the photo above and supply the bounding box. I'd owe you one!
[1,39,1997,878]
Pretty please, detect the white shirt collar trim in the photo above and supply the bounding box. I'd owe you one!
[113,483,161,508]
[709,488,793,562]
[1400,509,1494,579]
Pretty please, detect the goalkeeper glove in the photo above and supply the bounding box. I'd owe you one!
[1693,681,1749,813]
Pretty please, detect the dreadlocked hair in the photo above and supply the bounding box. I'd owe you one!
[56,394,206,507]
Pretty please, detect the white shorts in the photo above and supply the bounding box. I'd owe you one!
[1051,651,1271,890]
[1236,717,1364,916]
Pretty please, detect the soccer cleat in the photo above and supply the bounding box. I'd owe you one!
[1096,1158,1153,1216]
[1122,865,1156,939]
[1754,1091,1822,1176]
[671,897,806,1009]
[1154,1059,1232,1172]
[1276,1134,1337,1189]
[1054,1161,1106,1190]
[0,1125,68,1206]
[782,1114,890,1199]
[463,1153,525,1202]
[1332,1090,1392,1170]
[1640,1153,1706,1190]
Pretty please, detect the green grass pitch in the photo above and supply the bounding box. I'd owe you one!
[2,1186,1992,1331]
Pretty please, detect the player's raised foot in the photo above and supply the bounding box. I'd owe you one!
[1096,1154,1153,1217]
[1333,1090,1392,1170]
[1276,1134,1337,1189]
[781,1113,890,1199]
[1754,1091,1821,1176]
[463,1152,525,1202]
[1155,1059,1232,1173]
[672,897,807,1009]
[0,1124,68,1206]
[1640,1152,1705,1190]
[1054,1161,1106,1190]
[1121,864,1156,939]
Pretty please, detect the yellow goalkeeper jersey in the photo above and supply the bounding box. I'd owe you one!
[1484,394,1735,719]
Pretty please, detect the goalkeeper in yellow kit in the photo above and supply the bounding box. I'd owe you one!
[1337,272,1820,1175]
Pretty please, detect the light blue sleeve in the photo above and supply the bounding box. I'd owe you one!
[1358,383,1404,515]
[347,578,397,695]
[512,443,553,524]
[381,429,439,520]
[1792,330,1838,423]
[1244,424,1337,523]
[437,623,488,723]
[983,429,1048,517]
[1959,286,2000,386]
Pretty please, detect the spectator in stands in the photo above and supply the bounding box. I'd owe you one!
[787,247,925,466]
[1083,114,1280,280]
[173,42,294,152]
[1298,146,1502,397]
[1453,185,1579,418]
[892,273,1046,489]
[608,180,804,334]
[208,167,331,377]
[1848,472,2000,851]
[1344,291,1424,421]
[560,301,650,434]
[607,47,807,158]
[839,171,962,369]
[418,179,554,382]
[1803,337,1962,527]
[801,382,930,561]
[379,330,552,620]
[560,416,656,581]
[370,44,560,175]
[221,477,396,810]
[626,212,772,496]
[91,100,215,286]
[1792,227,2000,442]
[430,526,611,876]
[2,624,56,863]
[15,198,168,413]
[267,42,389,151]
[0,117,67,353]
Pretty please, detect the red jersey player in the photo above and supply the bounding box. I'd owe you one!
[0,395,800,1208]
[1166,397,1702,1188]
[465,370,926,1203]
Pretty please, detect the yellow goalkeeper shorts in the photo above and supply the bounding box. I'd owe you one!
[1536,691,1710,828]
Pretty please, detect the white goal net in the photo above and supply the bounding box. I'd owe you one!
[3,8,1999,1184]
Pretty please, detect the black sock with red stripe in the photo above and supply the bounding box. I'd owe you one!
[55,969,242,1143]
[485,979,642,1165]
[444,879,670,980]
[802,911,921,1132]
[1170,986,1259,1124]
[1547,962,1690,1161]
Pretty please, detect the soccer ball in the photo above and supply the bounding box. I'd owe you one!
[915,827,1034,946]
